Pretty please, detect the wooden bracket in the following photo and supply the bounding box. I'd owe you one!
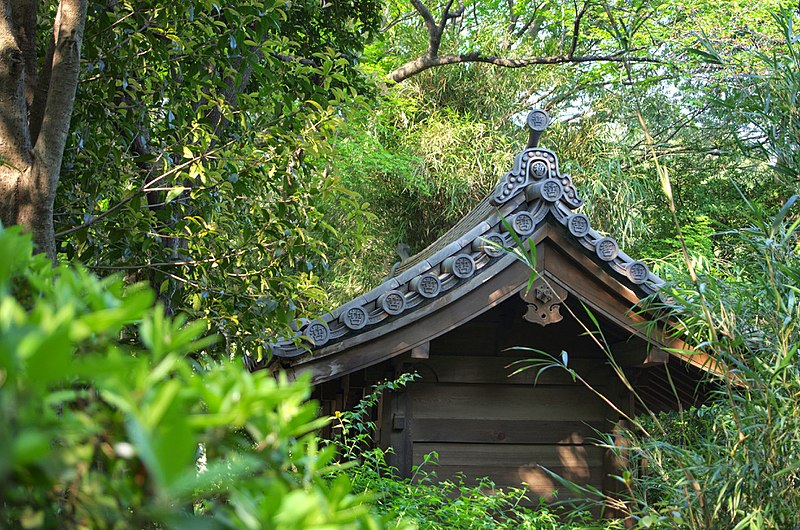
[392,414,406,431]
[411,342,430,359]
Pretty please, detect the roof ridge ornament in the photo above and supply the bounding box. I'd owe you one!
[526,109,550,149]
[490,108,582,208]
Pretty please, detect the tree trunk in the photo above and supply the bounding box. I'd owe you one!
[0,0,87,260]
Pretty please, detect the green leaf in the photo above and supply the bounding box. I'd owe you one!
[165,186,187,204]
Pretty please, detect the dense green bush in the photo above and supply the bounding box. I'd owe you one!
[0,225,396,529]
[617,198,800,529]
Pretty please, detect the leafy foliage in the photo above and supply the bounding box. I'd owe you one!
[55,0,383,358]
[500,11,800,524]
[698,7,800,187]
[7,1,800,528]
[324,99,517,301]
[0,225,392,529]
[324,0,796,296]
[616,195,800,529]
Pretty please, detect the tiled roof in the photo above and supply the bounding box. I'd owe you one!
[245,110,665,370]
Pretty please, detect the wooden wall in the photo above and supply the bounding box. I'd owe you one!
[313,292,650,507]
[380,294,634,504]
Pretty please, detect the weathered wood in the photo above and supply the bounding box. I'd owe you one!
[392,414,406,431]
[412,442,605,501]
[602,420,631,519]
[410,383,612,421]
[610,339,668,367]
[411,355,615,386]
[428,321,498,356]
[413,418,609,444]
[539,232,672,351]
[413,442,604,469]
[385,388,413,476]
[411,342,430,359]
[417,466,603,504]
[415,463,604,483]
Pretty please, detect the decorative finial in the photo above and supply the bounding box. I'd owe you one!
[526,109,549,148]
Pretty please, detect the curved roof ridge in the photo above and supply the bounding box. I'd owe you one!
[392,195,495,277]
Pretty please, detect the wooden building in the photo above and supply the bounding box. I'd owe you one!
[246,110,708,504]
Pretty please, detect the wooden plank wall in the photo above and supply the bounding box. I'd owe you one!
[405,356,618,502]
[393,296,631,504]
[312,293,638,509]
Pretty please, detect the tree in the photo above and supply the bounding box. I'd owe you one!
[2,0,383,357]
[322,0,793,299]
[384,0,662,83]
[0,0,88,260]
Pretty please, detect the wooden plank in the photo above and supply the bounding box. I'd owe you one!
[543,229,641,306]
[412,440,605,502]
[413,442,604,468]
[411,342,430,359]
[539,234,670,348]
[410,383,612,421]
[385,390,413,477]
[430,321,498,356]
[412,418,609,444]
[415,464,604,502]
[415,355,615,385]
[401,389,413,476]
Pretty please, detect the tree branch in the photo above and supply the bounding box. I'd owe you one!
[10,0,36,106]
[506,0,518,36]
[569,0,589,59]
[382,11,417,33]
[33,0,87,173]
[269,51,317,67]
[390,0,655,83]
[514,4,542,42]
[388,51,662,83]
[409,0,437,38]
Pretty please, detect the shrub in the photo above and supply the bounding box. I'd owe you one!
[0,225,394,529]
[616,197,800,529]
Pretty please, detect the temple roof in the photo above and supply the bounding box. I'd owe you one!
[245,109,668,376]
